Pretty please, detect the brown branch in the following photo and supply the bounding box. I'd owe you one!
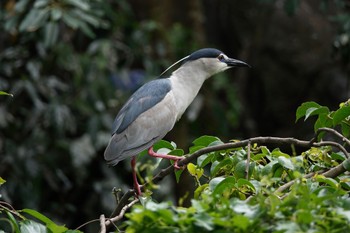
[317,127,350,148]
[100,215,106,233]
[275,171,321,194]
[105,199,139,227]
[105,135,350,229]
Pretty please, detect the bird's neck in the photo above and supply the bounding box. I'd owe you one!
[169,63,210,120]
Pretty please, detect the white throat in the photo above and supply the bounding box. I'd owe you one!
[168,59,225,120]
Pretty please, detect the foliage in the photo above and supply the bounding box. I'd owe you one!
[120,100,350,232]
[0,91,13,97]
[296,100,350,138]
[0,189,81,233]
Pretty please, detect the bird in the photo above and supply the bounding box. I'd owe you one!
[104,48,250,195]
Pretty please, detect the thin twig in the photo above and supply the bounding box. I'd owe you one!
[317,127,350,148]
[245,140,251,179]
[105,199,139,227]
[275,171,322,194]
[317,141,349,158]
[100,215,106,233]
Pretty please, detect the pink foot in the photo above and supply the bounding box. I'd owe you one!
[148,147,185,170]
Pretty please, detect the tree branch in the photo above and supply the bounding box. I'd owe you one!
[105,199,139,227]
[317,127,350,148]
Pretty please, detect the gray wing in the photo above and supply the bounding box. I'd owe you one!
[111,79,171,134]
[104,78,177,165]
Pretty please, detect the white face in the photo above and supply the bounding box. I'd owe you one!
[199,54,231,76]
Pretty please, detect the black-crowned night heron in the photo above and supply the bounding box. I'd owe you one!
[104,48,250,195]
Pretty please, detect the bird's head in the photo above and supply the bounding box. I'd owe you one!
[184,48,250,76]
[161,48,250,78]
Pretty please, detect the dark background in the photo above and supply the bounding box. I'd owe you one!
[1,0,349,232]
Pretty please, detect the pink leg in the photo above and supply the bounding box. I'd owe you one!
[148,147,185,169]
[131,156,142,196]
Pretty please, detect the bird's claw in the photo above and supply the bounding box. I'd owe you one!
[173,158,186,170]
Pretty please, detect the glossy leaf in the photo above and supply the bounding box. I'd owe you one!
[208,177,225,191]
[210,157,233,177]
[192,135,221,147]
[194,184,209,199]
[0,177,6,185]
[44,22,59,48]
[277,156,295,170]
[234,160,255,179]
[0,91,13,97]
[296,102,329,122]
[20,220,46,233]
[333,106,350,125]
[197,153,214,168]
[21,209,68,233]
[236,178,256,192]
[187,163,204,179]
[213,176,236,196]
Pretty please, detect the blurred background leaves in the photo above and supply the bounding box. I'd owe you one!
[1,0,350,232]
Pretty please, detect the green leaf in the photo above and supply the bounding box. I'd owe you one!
[333,106,350,125]
[44,22,59,48]
[187,163,203,178]
[187,163,196,175]
[174,169,183,183]
[34,0,49,8]
[315,175,338,189]
[168,148,183,156]
[330,152,346,162]
[213,176,236,196]
[50,8,63,21]
[22,209,55,225]
[71,9,100,27]
[62,11,81,29]
[232,214,250,230]
[296,102,328,122]
[21,209,67,233]
[296,102,320,121]
[189,145,205,154]
[197,153,214,168]
[341,122,350,138]
[192,135,221,147]
[209,177,225,191]
[271,148,290,158]
[314,113,332,133]
[234,160,255,179]
[19,8,49,31]
[305,106,329,121]
[261,160,280,177]
[167,149,184,183]
[153,140,175,151]
[342,159,350,171]
[0,177,6,185]
[277,156,295,170]
[236,178,256,192]
[194,212,213,231]
[210,157,232,176]
[194,184,209,199]
[20,220,46,233]
[5,211,20,233]
[65,0,90,11]
[0,91,13,97]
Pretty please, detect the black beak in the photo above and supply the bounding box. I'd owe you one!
[224,58,251,68]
